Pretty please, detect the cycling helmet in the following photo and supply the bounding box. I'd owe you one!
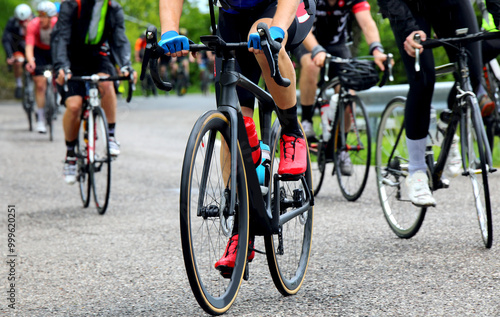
[37,1,58,17]
[338,60,379,91]
[14,3,32,21]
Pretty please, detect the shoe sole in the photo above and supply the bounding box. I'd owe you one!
[411,201,436,208]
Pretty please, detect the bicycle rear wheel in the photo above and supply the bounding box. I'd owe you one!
[45,84,56,142]
[76,116,91,208]
[91,107,111,215]
[333,95,371,201]
[180,110,249,315]
[461,96,493,248]
[264,120,313,296]
[22,72,35,132]
[375,97,427,238]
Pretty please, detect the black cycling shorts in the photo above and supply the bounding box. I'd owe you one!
[215,0,315,109]
[58,55,115,103]
[33,47,52,76]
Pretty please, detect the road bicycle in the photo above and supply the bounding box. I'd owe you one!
[142,24,314,315]
[375,30,499,248]
[308,54,392,201]
[66,73,134,215]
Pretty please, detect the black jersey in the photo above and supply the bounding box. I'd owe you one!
[313,0,370,46]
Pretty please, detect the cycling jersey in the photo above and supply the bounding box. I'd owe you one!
[2,17,27,58]
[217,0,273,13]
[314,0,370,46]
[26,17,57,50]
[51,0,132,73]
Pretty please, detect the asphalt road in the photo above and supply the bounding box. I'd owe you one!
[1,94,500,316]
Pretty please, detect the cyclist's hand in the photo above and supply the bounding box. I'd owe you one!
[312,51,326,67]
[159,30,190,58]
[404,30,426,57]
[6,56,15,65]
[56,68,71,86]
[373,50,388,71]
[25,61,35,74]
[248,26,284,54]
[120,66,138,84]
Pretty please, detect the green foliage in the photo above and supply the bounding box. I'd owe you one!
[0,0,22,97]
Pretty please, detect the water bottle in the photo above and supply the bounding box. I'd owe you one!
[321,102,331,141]
[328,93,339,124]
[256,142,271,195]
[428,107,438,146]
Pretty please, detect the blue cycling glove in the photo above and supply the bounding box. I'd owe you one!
[159,30,190,54]
[248,26,285,50]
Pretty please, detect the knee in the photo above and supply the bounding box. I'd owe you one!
[99,82,116,98]
[65,98,82,116]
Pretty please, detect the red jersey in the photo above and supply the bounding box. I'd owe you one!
[25,16,58,50]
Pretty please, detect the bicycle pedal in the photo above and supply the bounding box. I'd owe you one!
[440,178,450,188]
[489,167,497,173]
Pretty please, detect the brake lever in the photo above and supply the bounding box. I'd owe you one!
[414,33,421,72]
[378,53,394,87]
[126,71,135,103]
[142,25,173,91]
[257,22,290,87]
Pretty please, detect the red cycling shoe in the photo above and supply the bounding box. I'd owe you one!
[214,235,255,278]
[278,134,307,175]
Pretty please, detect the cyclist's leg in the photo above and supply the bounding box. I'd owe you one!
[97,57,120,156]
[250,1,315,176]
[62,88,84,184]
[390,11,436,206]
[33,75,47,129]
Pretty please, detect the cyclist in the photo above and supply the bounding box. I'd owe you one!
[51,0,137,184]
[378,0,490,206]
[159,0,315,274]
[196,49,215,94]
[25,1,58,134]
[2,4,33,99]
[294,0,388,175]
[169,28,194,95]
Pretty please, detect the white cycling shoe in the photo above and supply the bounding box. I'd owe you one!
[109,137,121,157]
[36,121,47,134]
[406,170,436,207]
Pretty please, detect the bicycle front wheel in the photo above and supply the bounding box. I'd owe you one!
[91,107,111,215]
[76,117,91,208]
[461,96,493,248]
[264,120,313,296]
[375,97,427,238]
[180,111,249,315]
[333,95,371,201]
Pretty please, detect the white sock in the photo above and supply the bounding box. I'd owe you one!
[406,136,427,175]
[37,108,45,122]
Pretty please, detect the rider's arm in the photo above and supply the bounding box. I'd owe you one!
[51,0,75,74]
[25,19,36,70]
[108,2,132,69]
[302,31,327,67]
[2,18,16,59]
[377,0,419,39]
[271,0,300,39]
[353,3,386,70]
[159,0,184,35]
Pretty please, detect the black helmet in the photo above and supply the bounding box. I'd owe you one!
[338,60,379,91]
